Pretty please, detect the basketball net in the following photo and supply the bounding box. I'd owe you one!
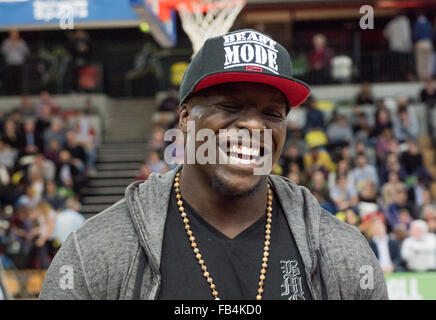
[168,0,246,57]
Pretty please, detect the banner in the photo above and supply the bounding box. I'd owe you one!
[0,0,140,29]
[385,272,436,300]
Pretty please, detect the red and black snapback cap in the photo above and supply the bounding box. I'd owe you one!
[179,29,310,108]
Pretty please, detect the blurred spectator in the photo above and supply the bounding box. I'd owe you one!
[148,125,167,154]
[329,173,358,211]
[10,108,23,127]
[385,189,415,229]
[72,116,97,174]
[420,79,436,108]
[304,146,335,176]
[326,115,353,148]
[393,223,409,244]
[350,153,379,192]
[336,208,360,229]
[328,158,353,190]
[369,218,404,273]
[380,153,407,184]
[28,154,56,182]
[0,139,18,171]
[21,118,43,155]
[29,169,44,199]
[135,163,151,181]
[382,172,405,206]
[303,96,324,133]
[312,190,336,214]
[15,185,40,210]
[371,108,393,138]
[408,174,431,211]
[413,13,434,80]
[2,120,22,150]
[44,138,61,165]
[287,171,302,185]
[0,110,5,133]
[67,30,92,91]
[352,112,372,142]
[65,131,86,174]
[16,95,36,117]
[383,13,413,80]
[55,150,82,193]
[401,220,436,271]
[421,204,436,234]
[35,91,60,117]
[401,140,425,175]
[1,29,29,95]
[393,105,419,142]
[35,105,52,137]
[0,162,11,201]
[281,144,304,177]
[8,206,36,268]
[27,202,56,269]
[419,79,436,136]
[43,118,66,149]
[43,181,66,212]
[384,13,413,54]
[353,140,376,166]
[53,198,85,245]
[355,83,375,105]
[307,170,330,199]
[158,93,179,112]
[146,150,167,174]
[82,97,99,115]
[309,34,333,83]
[375,128,395,163]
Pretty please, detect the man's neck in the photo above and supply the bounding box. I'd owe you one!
[178,165,269,239]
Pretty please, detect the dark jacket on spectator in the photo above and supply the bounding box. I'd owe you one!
[369,237,404,271]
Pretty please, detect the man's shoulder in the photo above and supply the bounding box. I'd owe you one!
[74,198,138,254]
[319,209,366,245]
[318,209,379,275]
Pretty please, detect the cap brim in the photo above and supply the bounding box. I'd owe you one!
[192,72,310,107]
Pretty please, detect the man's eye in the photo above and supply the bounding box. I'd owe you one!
[265,112,285,121]
[216,104,240,112]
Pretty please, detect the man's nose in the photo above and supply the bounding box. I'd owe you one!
[235,108,267,131]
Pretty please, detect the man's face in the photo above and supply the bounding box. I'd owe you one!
[180,82,287,197]
[356,155,367,168]
[372,220,386,237]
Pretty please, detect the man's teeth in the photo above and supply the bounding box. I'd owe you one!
[228,155,257,164]
[228,145,260,157]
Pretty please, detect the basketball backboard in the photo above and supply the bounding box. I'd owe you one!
[129,0,177,48]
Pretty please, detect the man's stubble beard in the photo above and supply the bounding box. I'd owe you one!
[210,169,265,199]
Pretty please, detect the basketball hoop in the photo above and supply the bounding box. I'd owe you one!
[157,0,246,56]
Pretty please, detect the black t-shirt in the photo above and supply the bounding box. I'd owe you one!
[158,185,312,300]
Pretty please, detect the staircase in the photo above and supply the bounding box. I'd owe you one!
[80,98,156,218]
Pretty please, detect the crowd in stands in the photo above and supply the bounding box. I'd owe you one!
[0,92,99,270]
[144,82,436,274]
[294,11,436,84]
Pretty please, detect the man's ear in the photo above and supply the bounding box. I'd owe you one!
[179,103,191,133]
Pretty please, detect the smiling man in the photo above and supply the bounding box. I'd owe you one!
[40,30,388,300]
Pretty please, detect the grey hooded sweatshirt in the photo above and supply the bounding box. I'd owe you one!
[39,166,388,300]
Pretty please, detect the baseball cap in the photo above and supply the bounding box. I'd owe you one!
[179,29,310,108]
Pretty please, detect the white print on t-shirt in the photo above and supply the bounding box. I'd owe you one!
[280,260,306,300]
[222,31,279,74]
